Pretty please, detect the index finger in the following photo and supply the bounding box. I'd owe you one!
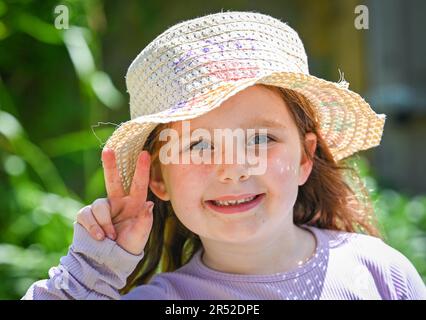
[102,147,126,198]
[129,150,151,200]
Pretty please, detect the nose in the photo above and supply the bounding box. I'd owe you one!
[215,137,250,183]
[217,162,250,183]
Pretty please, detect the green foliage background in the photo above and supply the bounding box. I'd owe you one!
[0,0,425,299]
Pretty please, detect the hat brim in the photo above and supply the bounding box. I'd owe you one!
[105,71,385,194]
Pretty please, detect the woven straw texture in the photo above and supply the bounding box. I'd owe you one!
[104,11,386,195]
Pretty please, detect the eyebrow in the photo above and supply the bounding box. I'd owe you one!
[240,119,287,129]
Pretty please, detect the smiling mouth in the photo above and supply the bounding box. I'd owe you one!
[204,193,266,214]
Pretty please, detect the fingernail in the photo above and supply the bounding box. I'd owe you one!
[107,233,115,240]
[96,232,103,240]
[141,151,148,163]
[146,202,154,211]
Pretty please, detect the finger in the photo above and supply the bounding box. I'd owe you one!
[76,206,105,240]
[102,147,125,198]
[114,200,154,229]
[131,201,154,241]
[130,150,151,200]
[91,198,116,240]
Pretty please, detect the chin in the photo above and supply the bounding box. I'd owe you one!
[212,223,263,243]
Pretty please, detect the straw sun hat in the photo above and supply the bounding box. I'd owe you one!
[103,10,386,195]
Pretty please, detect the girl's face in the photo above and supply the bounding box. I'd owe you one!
[149,84,316,244]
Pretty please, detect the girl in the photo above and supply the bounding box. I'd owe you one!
[23,11,425,300]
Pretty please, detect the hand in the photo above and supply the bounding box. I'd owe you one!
[76,147,154,255]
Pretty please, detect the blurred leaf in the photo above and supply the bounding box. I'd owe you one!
[1,110,71,197]
[63,26,95,79]
[40,126,115,157]
[14,12,62,44]
[90,71,123,109]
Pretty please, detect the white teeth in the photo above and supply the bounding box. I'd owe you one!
[212,195,256,206]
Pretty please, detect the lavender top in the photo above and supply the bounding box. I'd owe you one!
[22,222,426,300]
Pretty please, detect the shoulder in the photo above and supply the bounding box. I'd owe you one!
[121,273,173,300]
[121,262,199,300]
[320,227,390,253]
[322,227,414,269]
[313,226,426,299]
[122,251,210,300]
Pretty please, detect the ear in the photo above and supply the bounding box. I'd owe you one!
[148,164,171,201]
[298,132,317,186]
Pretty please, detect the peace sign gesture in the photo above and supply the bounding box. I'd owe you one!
[76,148,154,255]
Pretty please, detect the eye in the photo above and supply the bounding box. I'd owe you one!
[189,139,213,151]
[247,134,275,146]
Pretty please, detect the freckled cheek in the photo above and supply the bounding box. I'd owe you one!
[167,163,214,200]
[179,163,214,181]
[264,154,300,208]
[266,149,299,179]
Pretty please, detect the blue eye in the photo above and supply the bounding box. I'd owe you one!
[247,134,274,146]
[190,140,212,151]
